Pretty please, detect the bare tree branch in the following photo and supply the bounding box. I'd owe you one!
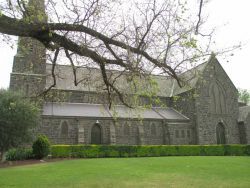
[195,0,203,35]
[0,0,230,107]
[39,48,60,96]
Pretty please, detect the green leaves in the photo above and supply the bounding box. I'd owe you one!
[183,38,198,48]
[0,89,40,155]
[238,88,250,104]
[9,102,16,110]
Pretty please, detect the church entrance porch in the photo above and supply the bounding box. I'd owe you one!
[216,122,226,144]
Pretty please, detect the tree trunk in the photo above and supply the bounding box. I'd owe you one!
[0,151,5,163]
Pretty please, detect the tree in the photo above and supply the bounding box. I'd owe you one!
[0,0,236,107]
[238,88,250,104]
[0,89,40,161]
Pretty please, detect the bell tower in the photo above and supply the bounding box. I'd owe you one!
[9,0,47,97]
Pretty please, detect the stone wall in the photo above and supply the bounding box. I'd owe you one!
[238,122,247,144]
[113,120,165,145]
[167,123,193,145]
[245,114,250,144]
[39,116,191,145]
[172,91,197,144]
[9,37,46,97]
[194,58,240,144]
[9,73,46,97]
[37,117,79,144]
[12,52,46,75]
[171,58,241,145]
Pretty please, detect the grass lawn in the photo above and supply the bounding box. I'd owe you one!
[0,157,249,188]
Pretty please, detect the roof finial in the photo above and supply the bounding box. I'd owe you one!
[208,52,217,63]
[211,51,216,58]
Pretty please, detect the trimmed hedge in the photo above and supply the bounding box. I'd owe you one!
[51,144,250,158]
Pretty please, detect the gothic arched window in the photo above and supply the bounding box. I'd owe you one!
[187,130,191,138]
[123,122,130,135]
[151,123,156,135]
[175,130,179,138]
[61,121,69,137]
[91,124,102,144]
[181,130,185,138]
[209,82,226,114]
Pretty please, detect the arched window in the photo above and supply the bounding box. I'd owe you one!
[175,130,179,138]
[151,123,156,135]
[216,123,226,144]
[210,82,226,114]
[123,122,130,135]
[61,121,68,137]
[91,124,102,144]
[238,122,247,144]
[187,130,191,138]
[181,130,185,138]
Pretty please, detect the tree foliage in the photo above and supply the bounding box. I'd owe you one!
[0,89,40,160]
[238,88,250,104]
[0,0,237,107]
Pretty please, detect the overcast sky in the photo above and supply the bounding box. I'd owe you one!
[0,0,249,90]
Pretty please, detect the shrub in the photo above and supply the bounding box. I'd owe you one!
[0,89,40,161]
[5,148,33,161]
[32,135,51,159]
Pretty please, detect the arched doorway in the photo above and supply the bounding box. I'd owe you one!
[91,124,102,144]
[216,122,226,144]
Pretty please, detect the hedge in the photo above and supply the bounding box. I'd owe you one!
[51,144,250,158]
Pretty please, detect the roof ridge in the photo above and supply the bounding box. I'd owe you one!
[46,61,209,79]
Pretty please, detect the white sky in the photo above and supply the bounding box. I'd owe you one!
[0,0,249,90]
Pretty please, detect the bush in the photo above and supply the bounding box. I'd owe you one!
[6,148,33,161]
[32,135,51,159]
[0,89,40,160]
[51,144,250,158]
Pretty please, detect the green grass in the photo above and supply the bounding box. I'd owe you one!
[0,157,250,188]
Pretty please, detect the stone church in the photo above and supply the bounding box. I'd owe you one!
[9,1,250,146]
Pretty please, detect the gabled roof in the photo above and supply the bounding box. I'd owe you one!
[239,106,250,122]
[42,102,189,122]
[171,61,208,95]
[45,57,211,97]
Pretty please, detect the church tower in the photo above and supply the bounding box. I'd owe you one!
[9,0,47,97]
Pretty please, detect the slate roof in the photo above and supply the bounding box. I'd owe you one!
[239,106,250,122]
[42,102,189,122]
[171,62,208,95]
[45,58,210,97]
